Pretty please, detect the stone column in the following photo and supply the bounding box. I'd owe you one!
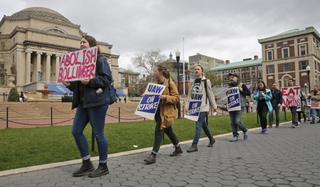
[25,51,31,84]
[36,52,42,81]
[56,55,61,81]
[15,49,26,87]
[46,53,51,83]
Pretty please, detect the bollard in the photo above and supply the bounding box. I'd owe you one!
[6,107,8,128]
[118,107,121,123]
[182,103,185,118]
[3,93,5,102]
[50,107,53,127]
[91,129,95,152]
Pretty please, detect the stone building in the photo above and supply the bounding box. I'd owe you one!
[258,26,320,89]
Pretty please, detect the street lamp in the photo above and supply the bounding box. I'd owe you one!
[175,50,181,119]
[306,65,311,93]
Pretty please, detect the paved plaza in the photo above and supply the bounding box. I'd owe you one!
[0,123,319,187]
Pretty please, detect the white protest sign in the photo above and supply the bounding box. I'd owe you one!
[185,94,203,121]
[57,47,97,82]
[226,87,241,112]
[135,83,166,120]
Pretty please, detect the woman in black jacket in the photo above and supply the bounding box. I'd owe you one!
[62,35,112,178]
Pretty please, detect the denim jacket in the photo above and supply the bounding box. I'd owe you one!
[68,55,113,109]
[253,89,273,113]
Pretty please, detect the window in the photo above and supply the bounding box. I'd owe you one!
[299,45,306,56]
[266,65,274,74]
[282,48,289,58]
[299,61,308,70]
[267,50,273,61]
[283,63,290,72]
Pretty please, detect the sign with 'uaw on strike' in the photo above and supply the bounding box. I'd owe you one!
[185,94,203,121]
[57,47,97,82]
[135,83,166,120]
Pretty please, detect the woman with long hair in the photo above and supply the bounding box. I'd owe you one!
[144,65,183,164]
[253,80,273,134]
[62,35,112,177]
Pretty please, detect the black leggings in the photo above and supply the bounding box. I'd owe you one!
[258,103,269,129]
[152,113,179,153]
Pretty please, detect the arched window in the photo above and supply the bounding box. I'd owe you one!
[46,27,66,35]
[281,74,292,87]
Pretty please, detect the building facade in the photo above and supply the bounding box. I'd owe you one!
[211,56,262,87]
[0,7,120,92]
[189,53,224,72]
[118,68,140,96]
[258,26,320,89]
[161,53,190,95]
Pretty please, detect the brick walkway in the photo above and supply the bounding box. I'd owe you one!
[0,123,320,187]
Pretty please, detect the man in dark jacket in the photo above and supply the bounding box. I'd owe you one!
[227,73,250,142]
[269,82,283,128]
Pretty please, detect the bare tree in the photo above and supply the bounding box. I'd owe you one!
[133,50,167,75]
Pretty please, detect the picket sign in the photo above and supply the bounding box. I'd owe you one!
[281,86,300,107]
[57,47,97,82]
[227,87,241,112]
[135,83,166,120]
[185,94,203,121]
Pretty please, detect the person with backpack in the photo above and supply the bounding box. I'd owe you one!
[62,35,112,178]
[227,73,250,142]
[186,65,217,153]
[144,65,182,164]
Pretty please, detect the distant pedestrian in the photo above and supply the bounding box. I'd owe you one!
[269,82,282,128]
[124,97,127,103]
[310,88,320,124]
[287,78,299,128]
[144,65,182,165]
[253,80,273,134]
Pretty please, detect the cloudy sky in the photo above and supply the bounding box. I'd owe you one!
[1,0,320,69]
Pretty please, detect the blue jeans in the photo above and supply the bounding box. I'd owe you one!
[311,108,320,122]
[192,112,214,145]
[229,111,247,137]
[72,104,108,163]
[269,106,280,126]
[289,106,298,125]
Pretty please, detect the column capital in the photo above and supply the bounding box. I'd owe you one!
[36,51,43,55]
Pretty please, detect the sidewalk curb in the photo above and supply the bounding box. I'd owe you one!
[0,121,291,177]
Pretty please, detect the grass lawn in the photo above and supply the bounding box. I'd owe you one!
[0,112,291,171]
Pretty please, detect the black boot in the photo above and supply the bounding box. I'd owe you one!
[88,163,109,178]
[170,145,183,156]
[207,137,216,147]
[72,159,94,177]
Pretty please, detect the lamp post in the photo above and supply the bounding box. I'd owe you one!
[306,65,311,93]
[175,50,181,119]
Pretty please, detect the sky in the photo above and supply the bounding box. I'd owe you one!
[1,0,320,69]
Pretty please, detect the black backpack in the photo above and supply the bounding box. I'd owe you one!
[108,82,118,105]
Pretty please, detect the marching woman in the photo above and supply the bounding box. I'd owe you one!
[62,35,112,177]
[253,80,273,134]
[144,65,182,164]
[186,65,217,153]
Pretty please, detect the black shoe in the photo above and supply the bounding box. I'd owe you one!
[187,144,198,153]
[170,146,183,156]
[88,163,109,178]
[207,138,216,147]
[144,153,156,164]
[72,159,94,177]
